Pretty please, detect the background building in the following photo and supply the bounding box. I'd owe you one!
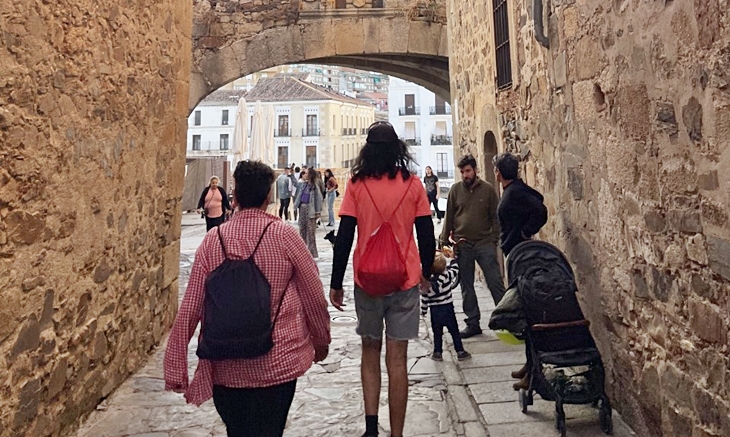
[388,77,453,178]
[187,74,375,170]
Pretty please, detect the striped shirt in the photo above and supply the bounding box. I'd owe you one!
[421,259,460,314]
[163,209,331,406]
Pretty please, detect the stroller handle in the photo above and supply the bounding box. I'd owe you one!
[531,319,590,332]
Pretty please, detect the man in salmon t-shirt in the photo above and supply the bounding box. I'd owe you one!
[330,122,435,437]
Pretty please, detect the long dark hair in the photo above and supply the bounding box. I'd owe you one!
[351,140,417,182]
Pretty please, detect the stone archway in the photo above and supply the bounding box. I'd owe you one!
[190,4,449,111]
[483,131,498,188]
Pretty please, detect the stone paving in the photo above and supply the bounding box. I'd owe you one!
[74,212,638,437]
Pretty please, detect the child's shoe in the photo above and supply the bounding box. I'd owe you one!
[430,351,443,361]
[457,350,472,361]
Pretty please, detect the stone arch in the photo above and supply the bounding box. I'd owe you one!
[483,130,498,187]
[190,10,449,111]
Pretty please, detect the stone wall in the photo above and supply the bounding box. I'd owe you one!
[448,0,730,436]
[0,1,191,436]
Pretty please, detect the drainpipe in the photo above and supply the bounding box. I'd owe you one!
[533,0,549,49]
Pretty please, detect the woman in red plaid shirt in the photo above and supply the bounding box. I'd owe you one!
[164,160,331,437]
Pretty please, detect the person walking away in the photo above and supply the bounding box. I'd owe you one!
[289,166,300,221]
[330,122,436,437]
[294,168,322,258]
[197,176,232,231]
[493,152,548,390]
[421,250,471,361]
[423,166,443,223]
[440,154,506,338]
[165,160,331,437]
[324,169,338,227]
[276,168,293,220]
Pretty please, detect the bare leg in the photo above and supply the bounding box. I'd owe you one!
[385,338,409,437]
[361,337,383,416]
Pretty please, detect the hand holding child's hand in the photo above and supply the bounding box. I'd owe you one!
[419,276,430,294]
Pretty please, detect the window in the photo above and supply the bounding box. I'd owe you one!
[219,134,229,150]
[277,146,288,169]
[437,153,448,174]
[221,110,229,125]
[306,146,317,168]
[493,0,513,89]
[194,110,201,126]
[278,115,289,136]
[306,114,318,136]
[192,135,201,150]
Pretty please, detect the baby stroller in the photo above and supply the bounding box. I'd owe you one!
[506,241,613,437]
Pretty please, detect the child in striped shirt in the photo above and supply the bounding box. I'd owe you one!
[421,250,472,361]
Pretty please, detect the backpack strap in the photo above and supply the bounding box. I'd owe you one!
[362,176,414,223]
[250,220,275,258]
[216,226,228,259]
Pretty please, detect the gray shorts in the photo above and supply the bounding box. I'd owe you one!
[354,286,420,341]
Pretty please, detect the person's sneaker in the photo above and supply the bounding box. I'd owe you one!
[511,364,528,379]
[513,375,529,391]
[457,350,472,361]
[430,351,443,361]
[459,325,483,338]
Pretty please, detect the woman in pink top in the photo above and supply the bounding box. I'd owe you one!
[166,161,330,437]
[197,176,232,231]
[329,122,435,437]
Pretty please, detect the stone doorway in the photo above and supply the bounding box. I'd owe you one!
[483,131,498,189]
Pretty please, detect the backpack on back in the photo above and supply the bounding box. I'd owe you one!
[196,222,285,360]
[357,178,413,296]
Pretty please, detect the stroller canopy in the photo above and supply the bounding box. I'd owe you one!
[506,241,575,285]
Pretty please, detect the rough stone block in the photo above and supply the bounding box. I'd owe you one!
[14,378,41,428]
[688,299,727,344]
[334,19,364,55]
[162,243,180,289]
[47,357,68,399]
[572,80,597,122]
[691,385,722,429]
[575,36,604,80]
[5,211,46,245]
[686,234,709,265]
[655,101,679,137]
[11,315,40,358]
[618,84,651,140]
[698,171,719,191]
[644,211,666,233]
[554,51,567,88]
[682,96,703,143]
[667,209,703,234]
[706,236,730,280]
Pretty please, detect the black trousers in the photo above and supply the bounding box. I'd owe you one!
[428,191,443,219]
[205,215,225,231]
[430,303,464,353]
[212,380,297,437]
[278,197,291,220]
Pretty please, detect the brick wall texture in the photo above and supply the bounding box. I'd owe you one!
[448,1,730,436]
[0,1,191,436]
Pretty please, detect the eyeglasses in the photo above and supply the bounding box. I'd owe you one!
[368,121,392,131]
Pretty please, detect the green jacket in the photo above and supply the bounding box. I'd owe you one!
[439,178,500,246]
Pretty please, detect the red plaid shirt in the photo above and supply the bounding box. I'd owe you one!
[163,209,331,405]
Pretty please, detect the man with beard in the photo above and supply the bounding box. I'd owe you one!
[440,154,505,338]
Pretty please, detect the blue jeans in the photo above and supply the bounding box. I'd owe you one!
[456,241,506,328]
[326,190,336,225]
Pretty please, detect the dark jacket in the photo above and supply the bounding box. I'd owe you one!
[197,186,232,214]
[497,179,547,255]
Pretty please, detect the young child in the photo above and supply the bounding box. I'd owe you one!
[421,250,472,361]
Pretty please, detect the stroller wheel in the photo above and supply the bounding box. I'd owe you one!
[599,397,613,435]
[519,389,529,413]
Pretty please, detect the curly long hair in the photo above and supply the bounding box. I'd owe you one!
[351,138,417,183]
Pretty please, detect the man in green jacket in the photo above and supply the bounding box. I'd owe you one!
[440,155,506,338]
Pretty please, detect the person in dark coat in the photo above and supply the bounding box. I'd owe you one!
[197,176,232,231]
[493,152,548,390]
[494,153,548,256]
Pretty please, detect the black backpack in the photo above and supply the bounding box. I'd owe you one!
[196,221,286,360]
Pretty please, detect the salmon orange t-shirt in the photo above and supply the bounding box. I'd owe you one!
[338,173,432,291]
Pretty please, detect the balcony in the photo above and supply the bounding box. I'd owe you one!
[429,106,451,115]
[342,159,356,168]
[403,138,421,146]
[430,135,453,145]
[398,107,420,116]
[361,128,368,135]
[302,129,321,137]
[274,129,291,137]
[342,128,356,136]
[436,169,455,178]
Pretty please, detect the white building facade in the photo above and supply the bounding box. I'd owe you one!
[387,77,454,179]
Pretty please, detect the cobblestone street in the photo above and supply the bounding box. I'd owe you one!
[74,213,636,437]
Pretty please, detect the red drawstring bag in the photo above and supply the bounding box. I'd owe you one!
[357,179,413,296]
